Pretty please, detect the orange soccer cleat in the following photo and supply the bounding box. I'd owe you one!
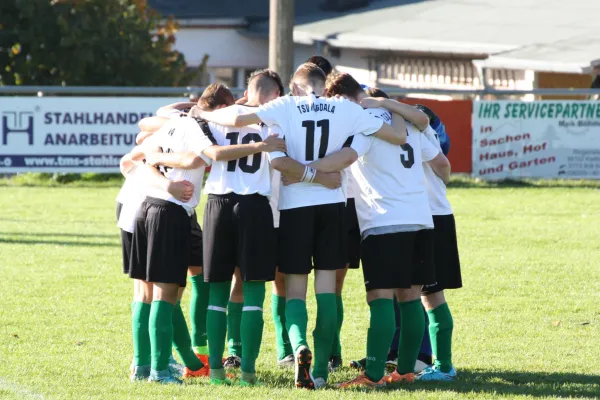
[337,373,386,389]
[385,370,415,384]
[182,353,210,378]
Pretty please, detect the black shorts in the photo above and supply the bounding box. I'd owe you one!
[189,212,203,267]
[278,202,347,274]
[346,198,361,269]
[203,193,276,283]
[361,229,436,291]
[129,197,191,286]
[421,214,462,295]
[117,202,133,274]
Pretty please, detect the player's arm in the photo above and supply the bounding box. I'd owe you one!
[192,106,262,128]
[202,134,286,162]
[136,130,154,145]
[369,112,407,145]
[361,97,429,131]
[138,116,169,133]
[428,153,451,184]
[156,102,196,116]
[270,156,342,189]
[136,164,195,202]
[307,138,359,172]
[145,151,206,170]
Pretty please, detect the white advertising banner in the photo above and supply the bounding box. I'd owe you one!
[473,101,600,179]
[0,97,186,173]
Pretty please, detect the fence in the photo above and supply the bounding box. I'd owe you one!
[1,86,599,178]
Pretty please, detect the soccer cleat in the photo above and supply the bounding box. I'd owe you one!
[414,359,429,374]
[313,377,327,389]
[294,346,315,390]
[223,355,241,369]
[148,369,183,385]
[182,366,209,378]
[337,373,386,389]
[129,365,151,382]
[417,365,457,382]
[240,372,263,387]
[277,354,295,369]
[209,369,234,385]
[169,356,185,377]
[385,358,398,373]
[349,358,366,371]
[385,370,415,384]
[328,355,342,372]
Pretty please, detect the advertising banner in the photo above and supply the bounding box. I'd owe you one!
[473,101,600,179]
[0,97,186,173]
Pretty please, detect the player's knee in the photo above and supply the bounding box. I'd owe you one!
[272,271,286,296]
[395,285,421,302]
[188,266,203,276]
[421,290,446,311]
[230,275,244,303]
[366,288,394,303]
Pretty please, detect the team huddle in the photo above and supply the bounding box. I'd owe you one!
[116,55,462,389]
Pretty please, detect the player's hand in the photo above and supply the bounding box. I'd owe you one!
[144,152,162,167]
[314,171,342,189]
[360,97,385,109]
[235,96,248,105]
[260,134,286,153]
[167,180,195,202]
[281,174,300,186]
[188,105,204,118]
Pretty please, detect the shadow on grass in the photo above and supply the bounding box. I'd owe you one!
[252,369,599,398]
[448,177,600,189]
[0,232,117,239]
[0,238,117,247]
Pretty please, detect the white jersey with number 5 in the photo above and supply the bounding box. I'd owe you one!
[349,108,439,232]
[143,117,212,215]
[199,105,277,196]
[256,94,384,210]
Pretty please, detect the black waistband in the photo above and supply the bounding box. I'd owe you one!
[208,192,266,201]
[144,196,189,213]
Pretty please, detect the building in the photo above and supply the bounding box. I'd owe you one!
[149,0,600,95]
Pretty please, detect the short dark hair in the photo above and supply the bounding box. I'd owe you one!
[365,87,390,99]
[306,55,333,76]
[248,68,284,97]
[292,63,327,88]
[197,83,235,111]
[325,72,364,98]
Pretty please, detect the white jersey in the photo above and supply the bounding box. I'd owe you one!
[143,117,212,215]
[256,94,384,210]
[117,171,147,233]
[349,108,439,232]
[269,169,281,228]
[422,126,453,215]
[200,105,275,196]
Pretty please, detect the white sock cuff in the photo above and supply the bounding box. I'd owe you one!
[208,305,227,312]
[242,306,263,312]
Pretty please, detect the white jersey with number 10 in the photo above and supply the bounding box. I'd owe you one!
[256,94,384,210]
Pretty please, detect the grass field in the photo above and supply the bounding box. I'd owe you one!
[0,182,599,399]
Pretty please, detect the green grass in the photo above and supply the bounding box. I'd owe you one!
[0,185,599,399]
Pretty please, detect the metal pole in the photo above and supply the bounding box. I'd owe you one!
[269,0,295,88]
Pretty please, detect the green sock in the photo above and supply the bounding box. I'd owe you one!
[227,301,243,357]
[428,302,454,373]
[312,293,337,380]
[240,282,266,373]
[285,299,308,352]
[172,301,203,371]
[331,295,344,357]
[271,294,293,360]
[190,274,209,351]
[396,299,425,375]
[149,300,174,372]
[365,298,395,382]
[131,301,151,367]
[207,281,231,370]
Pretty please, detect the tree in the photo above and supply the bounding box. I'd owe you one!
[0,0,197,86]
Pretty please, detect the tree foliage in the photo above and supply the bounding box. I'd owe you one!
[0,0,196,86]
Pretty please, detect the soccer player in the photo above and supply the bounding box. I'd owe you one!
[413,104,462,382]
[323,73,450,388]
[196,63,406,389]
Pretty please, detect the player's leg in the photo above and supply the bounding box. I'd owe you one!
[418,214,462,381]
[225,268,243,368]
[331,198,361,371]
[188,213,210,361]
[236,194,277,386]
[172,283,205,378]
[387,229,436,385]
[272,268,294,367]
[130,279,153,381]
[311,203,347,387]
[279,205,316,389]
[203,194,237,384]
